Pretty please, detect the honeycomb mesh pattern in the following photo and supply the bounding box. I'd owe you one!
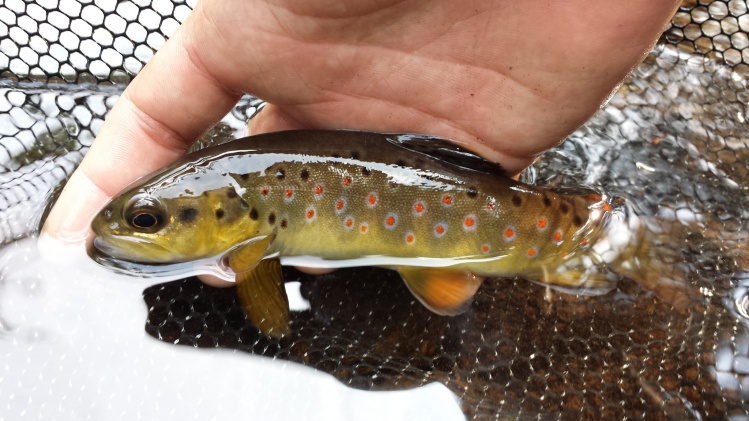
[2,1,749,420]
[0,0,194,84]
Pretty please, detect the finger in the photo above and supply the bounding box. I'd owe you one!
[248,104,308,135]
[42,2,242,243]
[294,267,336,275]
[199,274,235,288]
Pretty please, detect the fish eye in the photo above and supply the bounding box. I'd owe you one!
[124,196,166,232]
[131,211,161,229]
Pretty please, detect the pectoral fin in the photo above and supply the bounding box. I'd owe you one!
[236,258,290,338]
[398,267,483,316]
[227,232,276,273]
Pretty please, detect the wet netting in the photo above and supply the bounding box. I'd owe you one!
[1,1,749,419]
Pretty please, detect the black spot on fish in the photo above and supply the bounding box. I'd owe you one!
[227,189,238,199]
[543,195,552,207]
[300,169,310,181]
[560,202,569,214]
[276,168,285,180]
[332,153,341,158]
[396,160,407,167]
[280,219,288,229]
[178,207,198,223]
[268,213,276,225]
[467,187,478,198]
[572,215,583,226]
[351,151,361,160]
[240,174,249,181]
[215,209,225,219]
[362,168,371,177]
[511,195,522,207]
[249,208,259,220]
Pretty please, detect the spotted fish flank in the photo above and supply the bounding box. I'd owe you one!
[92,130,648,337]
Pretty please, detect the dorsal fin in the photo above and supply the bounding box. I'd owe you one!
[386,134,506,176]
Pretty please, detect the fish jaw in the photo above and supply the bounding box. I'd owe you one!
[92,234,175,264]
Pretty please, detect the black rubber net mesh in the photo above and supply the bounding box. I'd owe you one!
[1,1,749,419]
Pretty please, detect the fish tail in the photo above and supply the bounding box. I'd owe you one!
[534,212,698,307]
[608,216,698,307]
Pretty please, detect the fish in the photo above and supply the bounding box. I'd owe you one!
[91,130,682,337]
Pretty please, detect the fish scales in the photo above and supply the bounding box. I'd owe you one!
[92,130,629,336]
[247,158,598,277]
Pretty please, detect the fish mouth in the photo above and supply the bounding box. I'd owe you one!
[91,237,233,281]
[92,237,118,256]
[92,235,173,264]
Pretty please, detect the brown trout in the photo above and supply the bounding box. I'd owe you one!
[91,130,670,337]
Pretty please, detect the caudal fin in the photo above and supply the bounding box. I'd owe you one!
[531,214,698,307]
[607,216,698,308]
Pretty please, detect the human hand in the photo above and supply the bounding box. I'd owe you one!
[42,0,680,278]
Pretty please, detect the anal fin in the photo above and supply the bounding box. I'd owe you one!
[398,267,483,316]
[236,258,290,338]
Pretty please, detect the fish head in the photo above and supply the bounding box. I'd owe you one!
[92,175,261,265]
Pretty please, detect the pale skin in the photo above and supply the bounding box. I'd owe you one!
[42,0,681,286]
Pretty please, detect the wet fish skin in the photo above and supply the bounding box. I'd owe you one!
[91,130,614,335]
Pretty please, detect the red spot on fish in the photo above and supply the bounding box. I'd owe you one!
[463,214,477,232]
[367,193,378,207]
[581,238,588,246]
[434,223,447,238]
[405,232,415,244]
[486,202,495,211]
[553,230,562,243]
[343,177,352,187]
[442,195,453,207]
[537,218,547,230]
[527,247,538,258]
[306,209,315,219]
[504,226,516,242]
[343,216,354,230]
[413,201,426,216]
[260,187,270,196]
[384,213,398,229]
[285,188,294,201]
[360,223,369,234]
[315,185,324,195]
[335,199,346,214]
[481,244,490,253]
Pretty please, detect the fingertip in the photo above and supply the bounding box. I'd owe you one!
[37,231,89,264]
[199,273,235,288]
[294,266,336,275]
[41,169,109,246]
[248,104,308,135]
